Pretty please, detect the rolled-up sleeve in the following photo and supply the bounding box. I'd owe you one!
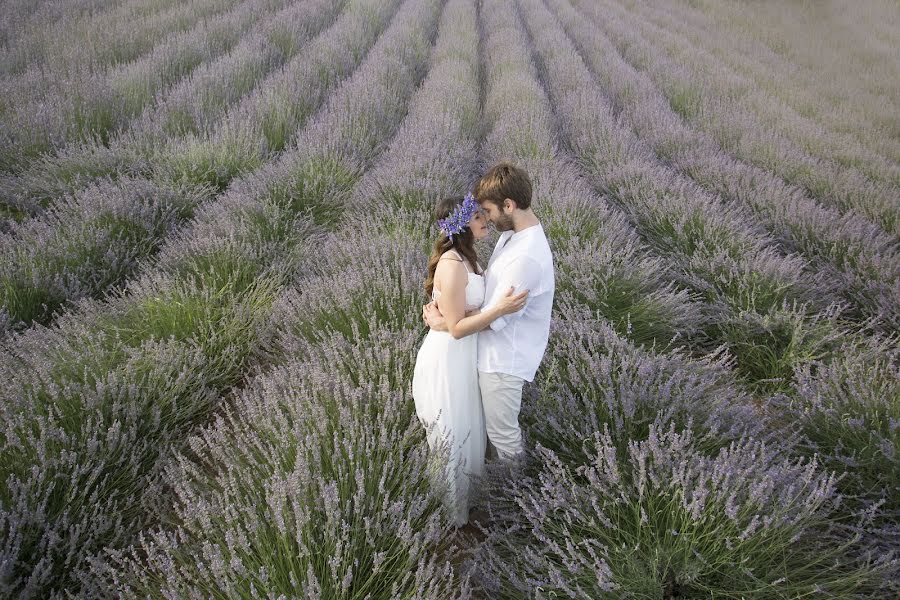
[483,256,543,332]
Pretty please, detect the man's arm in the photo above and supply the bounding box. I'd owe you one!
[480,256,543,332]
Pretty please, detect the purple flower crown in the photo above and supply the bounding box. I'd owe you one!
[438,193,479,242]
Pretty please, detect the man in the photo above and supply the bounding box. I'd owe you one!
[423,162,555,463]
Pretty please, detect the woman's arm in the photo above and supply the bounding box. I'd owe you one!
[450,303,513,338]
[424,286,526,336]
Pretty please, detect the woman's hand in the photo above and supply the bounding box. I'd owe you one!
[423,302,448,331]
[496,286,529,315]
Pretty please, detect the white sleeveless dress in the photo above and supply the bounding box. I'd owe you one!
[412,257,486,527]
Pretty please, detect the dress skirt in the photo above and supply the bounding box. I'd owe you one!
[412,329,486,527]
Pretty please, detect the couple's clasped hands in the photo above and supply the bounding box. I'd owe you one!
[422,286,529,330]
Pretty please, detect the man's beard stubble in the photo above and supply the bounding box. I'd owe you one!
[493,213,515,232]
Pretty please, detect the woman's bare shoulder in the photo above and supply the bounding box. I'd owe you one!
[434,251,468,289]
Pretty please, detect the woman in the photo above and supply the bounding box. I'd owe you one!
[412,193,528,527]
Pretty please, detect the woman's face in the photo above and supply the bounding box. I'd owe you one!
[468,206,489,240]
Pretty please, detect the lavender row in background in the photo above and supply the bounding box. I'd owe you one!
[521,0,854,395]
[635,1,900,166]
[627,0,900,186]
[0,0,384,218]
[0,0,218,77]
[0,177,212,331]
[0,0,126,50]
[0,0,347,333]
[0,0,286,174]
[577,0,899,236]
[550,0,900,333]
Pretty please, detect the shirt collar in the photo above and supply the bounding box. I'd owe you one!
[501,223,541,245]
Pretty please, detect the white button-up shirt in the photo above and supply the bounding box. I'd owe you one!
[477,223,555,382]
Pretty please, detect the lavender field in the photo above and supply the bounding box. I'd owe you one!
[0,0,898,597]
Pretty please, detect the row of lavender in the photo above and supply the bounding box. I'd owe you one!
[0,0,194,76]
[0,0,365,215]
[0,0,259,172]
[0,0,438,594]
[0,0,396,203]
[535,0,898,544]
[522,0,863,403]
[93,1,487,594]
[0,0,125,51]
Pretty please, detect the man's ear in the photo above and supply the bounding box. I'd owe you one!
[504,198,515,212]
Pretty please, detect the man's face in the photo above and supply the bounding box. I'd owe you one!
[479,198,515,232]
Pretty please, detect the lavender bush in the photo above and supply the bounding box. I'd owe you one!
[273,234,427,351]
[774,333,900,528]
[526,309,763,470]
[468,424,885,598]
[0,177,212,328]
[96,328,470,599]
[0,269,281,596]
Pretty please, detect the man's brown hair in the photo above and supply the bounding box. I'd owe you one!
[474,162,532,210]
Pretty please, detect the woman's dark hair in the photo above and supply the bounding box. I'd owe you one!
[424,196,481,298]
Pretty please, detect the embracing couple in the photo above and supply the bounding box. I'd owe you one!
[412,162,555,527]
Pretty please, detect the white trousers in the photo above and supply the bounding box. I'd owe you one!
[478,370,525,461]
